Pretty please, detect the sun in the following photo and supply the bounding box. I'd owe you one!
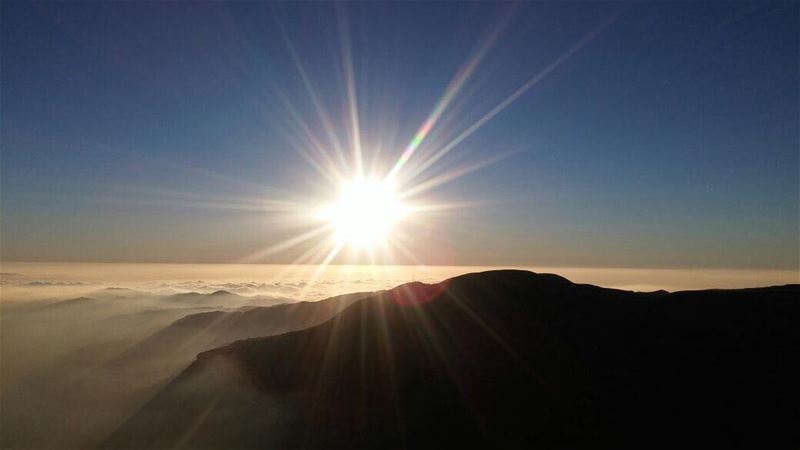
[320,177,409,249]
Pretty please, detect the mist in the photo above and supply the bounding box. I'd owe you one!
[2,263,797,448]
[0,265,378,449]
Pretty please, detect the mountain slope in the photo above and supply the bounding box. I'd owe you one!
[102,270,800,449]
[1,289,370,450]
[107,290,372,374]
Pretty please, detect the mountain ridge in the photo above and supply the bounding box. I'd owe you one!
[102,270,800,449]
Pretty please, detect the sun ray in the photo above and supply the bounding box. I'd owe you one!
[65,188,304,215]
[269,86,344,183]
[275,16,350,171]
[234,9,623,268]
[236,225,333,264]
[386,235,428,267]
[404,14,619,184]
[386,10,513,182]
[336,4,364,177]
[271,238,339,281]
[307,241,345,287]
[398,149,518,199]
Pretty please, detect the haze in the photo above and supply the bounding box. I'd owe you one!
[1,2,798,449]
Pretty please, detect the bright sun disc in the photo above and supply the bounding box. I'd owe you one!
[320,178,408,248]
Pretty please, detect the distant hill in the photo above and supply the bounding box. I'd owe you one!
[102,270,800,449]
[0,289,374,450]
[39,296,100,309]
[20,289,290,315]
[161,289,293,308]
[106,290,374,375]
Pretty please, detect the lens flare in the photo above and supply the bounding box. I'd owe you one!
[224,5,618,274]
[319,178,409,248]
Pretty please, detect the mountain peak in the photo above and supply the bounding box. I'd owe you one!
[103,271,800,450]
[208,289,236,297]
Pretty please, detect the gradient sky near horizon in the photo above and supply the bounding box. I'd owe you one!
[1,2,798,269]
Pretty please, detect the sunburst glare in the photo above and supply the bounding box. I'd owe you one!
[318,177,410,249]
[224,6,620,281]
[109,4,625,283]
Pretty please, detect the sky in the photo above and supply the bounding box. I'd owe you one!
[1,1,797,270]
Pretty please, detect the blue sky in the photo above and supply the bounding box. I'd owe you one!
[1,2,797,269]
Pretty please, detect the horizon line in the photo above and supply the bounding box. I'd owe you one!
[1,260,798,273]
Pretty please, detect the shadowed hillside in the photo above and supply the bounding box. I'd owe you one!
[102,270,800,449]
[106,291,373,376]
[0,289,371,449]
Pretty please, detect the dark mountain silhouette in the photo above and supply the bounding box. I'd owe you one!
[1,288,374,450]
[39,296,100,309]
[29,289,289,314]
[106,291,373,375]
[91,287,151,299]
[102,270,800,449]
[4,295,110,314]
[162,289,295,308]
[165,290,246,305]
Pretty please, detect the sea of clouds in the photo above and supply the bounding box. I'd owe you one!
[0,264,447,304]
